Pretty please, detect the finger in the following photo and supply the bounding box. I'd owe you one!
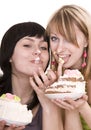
[33,71,46,90]
[52,100,70,110]
[64,98,85,108]
[4,125,16,130]
[82,94,88,100]
[0,121,6,130]
[57,58,64,78]
[29,77,43,94]
[47,69,57,84]
[4,125,24,130]
[38,68,50,86]
[52,99,75,110]
[14,125,25,130]
[38,68,56,87]
[64,98,78,107]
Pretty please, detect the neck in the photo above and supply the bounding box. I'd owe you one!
[12,73,33,104]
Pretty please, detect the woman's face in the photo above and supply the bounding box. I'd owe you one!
[10,36,49,76]
[50,25,88,69]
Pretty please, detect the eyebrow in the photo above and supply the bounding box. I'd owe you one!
[50,32,57,36]
[24,37,34,41]
[24,37,46,43]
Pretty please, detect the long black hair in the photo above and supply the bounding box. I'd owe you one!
[0,22,49,109]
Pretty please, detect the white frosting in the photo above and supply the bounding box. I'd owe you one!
[0,98,33,124]
[62,69,84,79]
[46,82,85,93]
[45,69,86,93]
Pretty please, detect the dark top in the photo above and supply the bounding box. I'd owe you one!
[25,105,42,130]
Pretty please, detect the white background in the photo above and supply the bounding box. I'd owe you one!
[0,0,91,41]
[0,0,91,74]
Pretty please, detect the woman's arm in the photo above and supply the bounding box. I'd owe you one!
[52,98,83,130]
[64,109,83,130]
[78,101,91,128]
[42,98,63,130]
[86,79,91,104]
[29,68,63,130]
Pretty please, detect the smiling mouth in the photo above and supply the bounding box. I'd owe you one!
[57,55,70,63]
[32,57,42,64]
[34,60,41,64]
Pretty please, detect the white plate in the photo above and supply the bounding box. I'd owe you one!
[45,92,86,100]
[0,118,30,126]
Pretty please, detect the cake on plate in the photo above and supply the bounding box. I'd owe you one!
[0,93,33,126]
[45,69,86,100]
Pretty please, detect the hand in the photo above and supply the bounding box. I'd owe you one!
[0,121,25,130]
[29,67,57,109]
[52,94,88,111]
[30,67,57,91]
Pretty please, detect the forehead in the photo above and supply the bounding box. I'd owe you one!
[50,23,87,46]
[15,36,48,48]
[17,36,45,43]
[21,36,44,40]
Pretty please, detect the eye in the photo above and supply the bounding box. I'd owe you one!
[23,44,31,48]
[50,36,59,42]
[40,46,48,50]
[40,41,48,51]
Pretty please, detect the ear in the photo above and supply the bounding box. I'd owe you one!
[9,58,12,62]
[84,40,88,47]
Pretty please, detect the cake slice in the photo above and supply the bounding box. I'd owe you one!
[0,93,33,126]
[45,69,86,94]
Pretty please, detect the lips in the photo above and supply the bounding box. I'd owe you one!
[57,54,70,63]
[31,57,42,64]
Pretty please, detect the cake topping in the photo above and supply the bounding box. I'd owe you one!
[0,93,21,102]
[59,69,84,80]
[0,93,33,126]
[45,69,86,95]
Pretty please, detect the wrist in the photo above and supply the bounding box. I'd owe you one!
[78,101,88,113]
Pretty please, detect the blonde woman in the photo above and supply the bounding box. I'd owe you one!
[46,4,91,130]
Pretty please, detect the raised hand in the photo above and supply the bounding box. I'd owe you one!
[29,67,57,109]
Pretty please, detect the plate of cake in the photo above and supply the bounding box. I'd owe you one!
[45,69,86,100]
[0,118,31,126]
[45,92,86,100]
[0,93,33,126]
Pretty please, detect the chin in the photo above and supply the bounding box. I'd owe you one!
[63,64,71,69]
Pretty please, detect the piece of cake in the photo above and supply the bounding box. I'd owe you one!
[0,93,33,126]
[45,69,86,96]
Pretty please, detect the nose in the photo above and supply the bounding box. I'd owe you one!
[33,49,41,56]
[56,40,65,54]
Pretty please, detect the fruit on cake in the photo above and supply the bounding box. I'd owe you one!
[0,93,33,126]
[45,69,86,99]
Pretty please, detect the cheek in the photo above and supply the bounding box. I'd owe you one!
[11,53,27,68]
[12,50,29,61]
[45,53,49,63]
[43,53,49,66]
[12,58,25,69]
[50,42,57,52]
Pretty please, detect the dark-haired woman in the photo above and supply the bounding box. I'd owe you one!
[0,22,63,130]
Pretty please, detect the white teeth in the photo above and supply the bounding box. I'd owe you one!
[35,57,40,61]
[35,60,40,63]
[34,57,40,63]
[59,55,66,58]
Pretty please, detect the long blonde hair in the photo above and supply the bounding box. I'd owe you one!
[46,4,91,80]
